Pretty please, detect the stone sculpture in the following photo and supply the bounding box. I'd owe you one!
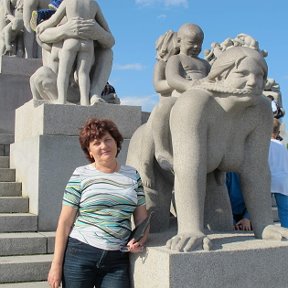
[0,0,42,58]
[128,24,233,235]
[28,0,114,105]
[127,44,288,252]
[142,24,211,184]
[205,34,285,120]
[204,33,268,65]
[36,0,103,105]
[0,0,24,57]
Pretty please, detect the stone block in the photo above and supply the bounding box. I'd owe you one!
[0,254,52,283]
[0,233,47,256]
[0,182,22,196]
[0,56,42,76]
[0,197,29,213]
[0,213,37,232]
[131,224,288,288]
[15,100,142,142]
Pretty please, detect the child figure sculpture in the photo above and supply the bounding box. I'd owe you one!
[154,23,210,167]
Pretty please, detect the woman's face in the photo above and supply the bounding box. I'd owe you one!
[88,132,118,164]
[223,57,265,94]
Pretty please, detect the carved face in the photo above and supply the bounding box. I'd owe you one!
[179,32,203,57]
[223,56,266,95]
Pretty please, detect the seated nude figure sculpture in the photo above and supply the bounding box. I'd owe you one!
[127,46,288,252]
[36,0,105,105]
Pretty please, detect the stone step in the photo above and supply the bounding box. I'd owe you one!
[0,156,9,168]
[0,232,55,256]
[0,145,10,157]
[0,254,52,283]
[0,169,15,182]
[0,182,22,197]
[0,213,37,232]
[0,282,49,288]
[0,197,28,213]
[0,134,14,145]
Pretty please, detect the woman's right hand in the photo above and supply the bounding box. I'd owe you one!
[47,262,62,288]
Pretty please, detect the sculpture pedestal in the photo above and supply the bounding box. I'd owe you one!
[131,221,288,288]
[10,100,142,231]
[0,56,41,134]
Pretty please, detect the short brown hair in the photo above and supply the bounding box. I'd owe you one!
[79,118,123,163]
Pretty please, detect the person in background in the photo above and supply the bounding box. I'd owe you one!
[267,95,285,119]
[269,118,288,228]
[29,0,62,31]
[226,172,252,231]
[48,118,148,288]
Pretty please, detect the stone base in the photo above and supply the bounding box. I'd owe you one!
[0,133,13,155]
[10,100,142,231]
[131,220,288,288]
[0,56,42,134]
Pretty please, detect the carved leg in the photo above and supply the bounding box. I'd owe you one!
[76,43,94,106]
[57,40,78,104]
[204,171,233,231]
[153,97,176,168]
[167,93,212,252]
[90,48,113,104]
[126,124,173,232]
[144,162,173,232]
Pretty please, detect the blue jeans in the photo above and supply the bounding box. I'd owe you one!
[62,237,130,288]
[274,193,288,228]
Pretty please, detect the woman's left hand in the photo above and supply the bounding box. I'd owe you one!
[126,239,144,253]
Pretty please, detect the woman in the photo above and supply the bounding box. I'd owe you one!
[48,118,148,288]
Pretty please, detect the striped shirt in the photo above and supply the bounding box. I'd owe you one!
[63,164,145,250]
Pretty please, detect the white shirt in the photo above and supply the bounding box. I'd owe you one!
[268,139,288,196]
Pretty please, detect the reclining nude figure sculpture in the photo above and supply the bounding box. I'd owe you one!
[127,45,288,252]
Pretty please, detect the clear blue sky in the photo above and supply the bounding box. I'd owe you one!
[99,0,287,124]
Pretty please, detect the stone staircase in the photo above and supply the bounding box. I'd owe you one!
[0,152,54,287]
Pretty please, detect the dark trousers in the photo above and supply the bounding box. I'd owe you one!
[62,237,130,288]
